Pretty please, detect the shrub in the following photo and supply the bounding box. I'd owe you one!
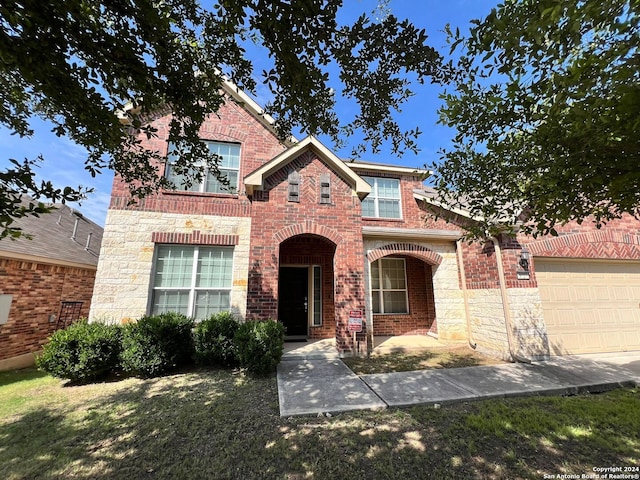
[36,320,122,382]
[120,312,194,377]
[193,311,239,366]
[234,320,285,375]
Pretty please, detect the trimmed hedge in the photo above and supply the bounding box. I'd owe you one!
[36,320,122,382]
[120,312,195,377]
[36,313,287,382]
[234,320,285,375]
[193,312,239,366]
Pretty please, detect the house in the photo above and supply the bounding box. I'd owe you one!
[89,81,640,358]
[0,201,103,370]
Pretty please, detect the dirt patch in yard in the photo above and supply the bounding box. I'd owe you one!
[342,344,506,375]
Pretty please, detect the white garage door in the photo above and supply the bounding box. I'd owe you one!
[536,259,640,355]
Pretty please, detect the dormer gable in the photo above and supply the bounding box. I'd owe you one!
[244,136,371,199]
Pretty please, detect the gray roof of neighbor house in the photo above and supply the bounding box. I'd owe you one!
[0,199,103,268]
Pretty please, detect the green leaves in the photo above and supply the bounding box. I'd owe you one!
[1,0,449,235]
[434,0,640,237]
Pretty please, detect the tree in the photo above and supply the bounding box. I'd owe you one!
[432,0,640,237]
[0,0,447,238]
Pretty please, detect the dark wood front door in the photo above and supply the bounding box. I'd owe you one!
[278,267,309,337]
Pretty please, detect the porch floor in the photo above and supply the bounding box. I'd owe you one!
[282,335,463,360]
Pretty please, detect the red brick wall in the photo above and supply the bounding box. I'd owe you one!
[372,256,436,336]
[109,100,286,216]
[524,215,640,261]
[452,215,640,291]
[247,150,367,353]
[0,258,96,361]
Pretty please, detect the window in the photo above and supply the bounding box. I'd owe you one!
[166,141,240,194]
[370,258,408,314]
[311,265,322,326]
[151,245,233,319]
[361,176,401,218]
[0,294,12,325]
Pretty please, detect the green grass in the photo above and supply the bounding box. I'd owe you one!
[342,346,504,375]
[1,367,638,479]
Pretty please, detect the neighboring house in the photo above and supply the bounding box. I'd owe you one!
[90,81,640,358]
[0,201,103,370]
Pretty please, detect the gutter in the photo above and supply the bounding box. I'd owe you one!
[489,236,532,364]
[456,239,477,350]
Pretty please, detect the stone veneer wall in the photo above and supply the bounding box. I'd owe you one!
[363,238,465,341]
[90,210,251,322]
[461,236,549,360]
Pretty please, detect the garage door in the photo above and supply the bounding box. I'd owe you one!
[536,259,640,354]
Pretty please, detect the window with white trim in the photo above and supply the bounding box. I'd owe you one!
[361,176,401,218]
[166,141,240,194]
[151,245,233,319]
[371,258,408,314]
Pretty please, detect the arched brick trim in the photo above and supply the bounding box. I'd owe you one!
[367,243,443,266]
[527,230,640,260]
[198,122,250,143]
[272,221,342,246]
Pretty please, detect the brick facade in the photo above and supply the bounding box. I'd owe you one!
[246,150,367,353]
[0,258,96,362]
[91,83,640,358]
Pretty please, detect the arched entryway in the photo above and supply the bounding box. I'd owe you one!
[278,234,337,339]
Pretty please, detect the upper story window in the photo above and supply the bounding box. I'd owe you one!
[361,176,401,219]
[166,141,241,194]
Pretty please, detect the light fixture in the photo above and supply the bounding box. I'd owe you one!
[519,247,530,271]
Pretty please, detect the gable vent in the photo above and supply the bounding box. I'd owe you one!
[288,171,300,202]
[319,173,331,204]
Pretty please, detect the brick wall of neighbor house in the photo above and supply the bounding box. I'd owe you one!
[90,211,251,322]
[371,256,436,336]
[0,258,95,362]
[363,238,465,341]
[247,151,367,354]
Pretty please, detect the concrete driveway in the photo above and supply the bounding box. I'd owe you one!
[574,351,640,376]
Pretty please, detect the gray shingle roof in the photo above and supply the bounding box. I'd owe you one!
[0,199,103,267]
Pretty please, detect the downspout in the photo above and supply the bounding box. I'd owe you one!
[489,236,531,364]
[456,239,476,349]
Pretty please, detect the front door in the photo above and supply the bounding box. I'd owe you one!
[278,267,309,337]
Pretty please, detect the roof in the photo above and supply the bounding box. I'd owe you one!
[117,75,297,147]
[244,135,372,199]
[346,160,431,177]
[0,199,103,268]
[413,187,478,220]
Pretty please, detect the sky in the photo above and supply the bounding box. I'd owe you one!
[0,0,500,227]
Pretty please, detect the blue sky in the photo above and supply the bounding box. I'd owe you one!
[0,0,499,226]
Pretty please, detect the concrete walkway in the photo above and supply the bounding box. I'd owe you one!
[277,344,640,417]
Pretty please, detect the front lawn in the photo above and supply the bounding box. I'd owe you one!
[1,367,638,479]
[343,345,505,375]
